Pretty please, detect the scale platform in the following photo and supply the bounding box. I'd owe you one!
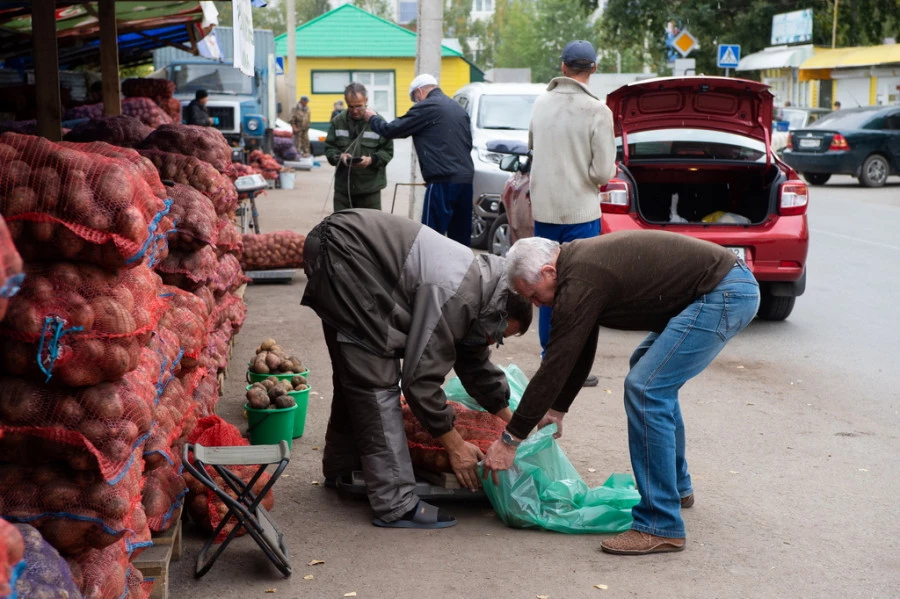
[337,470,487,502]
[246,269,297,284]
[235,173,269,194]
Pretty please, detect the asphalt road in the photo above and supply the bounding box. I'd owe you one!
[169,170,899,599]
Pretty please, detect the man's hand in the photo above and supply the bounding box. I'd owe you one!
[352,156,372,169]
[495,407,513,424]
[537,408,566,439]
[482,438,517,486]
[363,108,377,121]
[339,153,353,165]
[439,429,483,491]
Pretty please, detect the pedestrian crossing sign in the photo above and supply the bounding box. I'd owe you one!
[718,44,741,68]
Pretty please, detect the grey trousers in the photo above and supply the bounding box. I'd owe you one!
[321,322,418,522]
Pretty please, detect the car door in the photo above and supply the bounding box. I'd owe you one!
[883,110,900,171]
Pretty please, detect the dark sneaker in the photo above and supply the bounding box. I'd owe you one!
[583,374,599,387]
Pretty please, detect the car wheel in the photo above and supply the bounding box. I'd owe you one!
[803,173,831,186]
[471,213,489,249]
[757,293,796,321]
[488,213,510,257]
[859,154,889,188]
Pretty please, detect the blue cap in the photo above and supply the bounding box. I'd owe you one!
[560,40,597,66]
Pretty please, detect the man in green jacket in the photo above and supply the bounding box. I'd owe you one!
[325,83,393,212]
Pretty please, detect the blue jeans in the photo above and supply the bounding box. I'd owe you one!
[624,263,760,538]
[533,220,600,353]
[423,182,473,247]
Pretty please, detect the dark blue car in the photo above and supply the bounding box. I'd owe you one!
[782,106,900,187]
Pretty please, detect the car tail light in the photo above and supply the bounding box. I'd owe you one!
[829,134,850,151]
[786,135,793,150]
[779,181,809,216]
[599,179,630,214]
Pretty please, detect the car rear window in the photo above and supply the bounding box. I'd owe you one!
[615,129,766,162]
[810,110,877,129]
[477,95,538,130]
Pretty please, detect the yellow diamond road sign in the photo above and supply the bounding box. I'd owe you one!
[673,29,698,57]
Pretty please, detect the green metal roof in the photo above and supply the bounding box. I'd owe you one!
[274,4,464,59]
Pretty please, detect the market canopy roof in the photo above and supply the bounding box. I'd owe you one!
[799,44,900,69]
[0,1,209,68]
[736,45,814,71]
[274,4,464,59]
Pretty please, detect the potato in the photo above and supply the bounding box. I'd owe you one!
[264,352,281,371]
[260,338,277,351]
[246,388,268,410]
[268,386,285,400]
[291,375,306,388]
[295,384,309,391]
[251,355,269,374]
[274,395,295,409]
[261,378,276,390]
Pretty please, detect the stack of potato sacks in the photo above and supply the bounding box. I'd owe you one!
[0,125,245,598]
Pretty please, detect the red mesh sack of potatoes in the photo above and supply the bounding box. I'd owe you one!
[200,322,234,373]
[190,371,219,417]
[10,523,82,599]
[273,129,292,139]
[140,124,232,173]
[214,217,243,257]
[0,133,173,269]
[239,230,305,271]
[64,102,104,122]
[156,245,218,292]
[0,120,38,135]
[184,416,275,542]
[248,149,281,180]
[59,141,166,201]
[402,400,506,474]
[144,375,197,472]
[160,98,181,123]
[67,539,148,599]
[1,519,26,598]
[165,182,218,251]
[142,462,188,533]
[63,116,153,149]
[230,162,261,177]
[138,149,238,215]
[0,214,25,322]
[121,78,175,101]
[0,263,167,386]
[158,288,211,373]
[121,97,173,129]
[0,447,150,555]
[211,292,247,333]
[211,254,248,298]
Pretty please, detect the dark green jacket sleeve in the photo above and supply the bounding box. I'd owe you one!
[453,345,510,414]
[324,122,342,166]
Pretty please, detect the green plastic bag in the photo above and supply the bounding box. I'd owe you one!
[481,424,641,534]
[444,364,529,412]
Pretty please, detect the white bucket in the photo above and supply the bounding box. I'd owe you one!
[278,171,296,190]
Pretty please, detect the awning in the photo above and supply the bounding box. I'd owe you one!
[799,44,900,69]
[736,44,814,71]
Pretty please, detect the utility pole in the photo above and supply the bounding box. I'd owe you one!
[286,0,297,117]
[408,0,444,220]
[831,0,839,49]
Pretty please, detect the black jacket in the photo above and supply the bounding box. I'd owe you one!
[185,100,212,126]
[368,89,474,184]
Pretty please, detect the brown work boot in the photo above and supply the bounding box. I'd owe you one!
[601,530,685,555]
[681,494,694,508]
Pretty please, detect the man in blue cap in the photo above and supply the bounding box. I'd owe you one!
[528,40,616,387]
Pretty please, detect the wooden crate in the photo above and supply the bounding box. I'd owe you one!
[134,518,182,599]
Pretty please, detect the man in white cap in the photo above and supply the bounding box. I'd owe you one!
[364,74,475,246]
[528,39,617,387]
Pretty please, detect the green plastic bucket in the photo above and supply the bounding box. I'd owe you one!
[247,366,310,384]
[287,387,311,438]
[245,403,297,449]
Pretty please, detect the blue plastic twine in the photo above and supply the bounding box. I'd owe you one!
[0,271,25,299]
[36,316,84,382]
[126,198,172,266]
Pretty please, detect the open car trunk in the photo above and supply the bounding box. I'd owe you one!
[625,163,784,226]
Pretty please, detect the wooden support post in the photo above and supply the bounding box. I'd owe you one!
[99,0,121,116]
[32,0,62,140]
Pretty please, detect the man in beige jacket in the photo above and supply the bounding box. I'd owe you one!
[529,40,616,385]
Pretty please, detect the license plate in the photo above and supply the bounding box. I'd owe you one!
[798,138,821,149]
[727,247,745,261]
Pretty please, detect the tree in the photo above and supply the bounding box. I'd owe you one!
[354,0,393,20]
[213,0,330,36]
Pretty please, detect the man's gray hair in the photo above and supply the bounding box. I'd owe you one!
[507,237,561,286]
[345,82,368,99]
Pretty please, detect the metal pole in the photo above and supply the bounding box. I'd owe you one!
[99,0,122,117]
[831,0,839,49]
[286,0,297,112]
[33,0,62,140]
[409,0,444,220]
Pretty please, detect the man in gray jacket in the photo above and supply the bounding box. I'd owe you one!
[302,210,532,529]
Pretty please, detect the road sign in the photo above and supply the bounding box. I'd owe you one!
[275,56,285,75]
[718,44,741,68]
[672,29,698,58]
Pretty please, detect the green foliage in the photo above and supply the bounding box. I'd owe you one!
[119,64,155,79]
[213,0,331,37]
[354,0,393,20]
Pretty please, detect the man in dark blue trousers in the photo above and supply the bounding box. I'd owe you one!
[364,74,474,246]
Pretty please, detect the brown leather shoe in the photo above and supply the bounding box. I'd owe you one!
[681,494,694,508]
[601,530,685,555]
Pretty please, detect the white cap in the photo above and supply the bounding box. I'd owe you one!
[409,73,438,99]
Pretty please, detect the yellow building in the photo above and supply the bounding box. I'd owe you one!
[798,44,900,109]
[274,5,483,128]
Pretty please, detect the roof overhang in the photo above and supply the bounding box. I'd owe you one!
[736,44,814,71]
[799,44,900,70]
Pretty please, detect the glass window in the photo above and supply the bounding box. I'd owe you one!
[616,129,767,162]
[811,109,880,130]
[312,71,351,93]
[373,90,390,115]
[374,72,392,86]
[477,94,538,130]
[172,64,254,95]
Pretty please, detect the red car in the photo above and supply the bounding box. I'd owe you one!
[495,77,809,321]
